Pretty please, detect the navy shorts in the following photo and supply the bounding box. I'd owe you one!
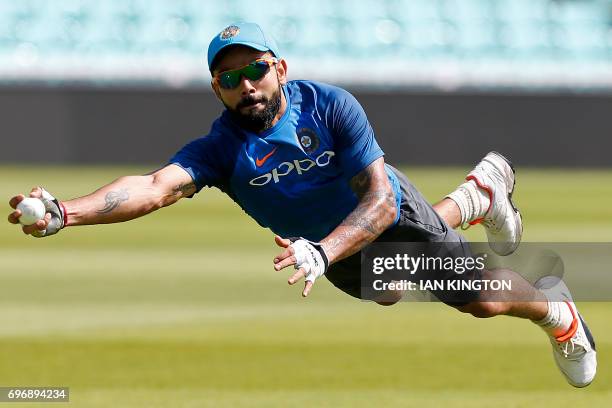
[325,166,481,306]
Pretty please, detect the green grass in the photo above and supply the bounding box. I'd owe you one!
[0,165,611,407]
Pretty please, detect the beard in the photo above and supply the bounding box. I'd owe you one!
[226,85,282,133]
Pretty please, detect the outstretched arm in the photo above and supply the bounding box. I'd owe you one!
[7,164,196,236]
[62,164,196,226]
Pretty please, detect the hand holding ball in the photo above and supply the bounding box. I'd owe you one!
[8,188,64,237]
[16,198,46,226]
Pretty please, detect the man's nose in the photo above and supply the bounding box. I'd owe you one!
[239,75,256,96]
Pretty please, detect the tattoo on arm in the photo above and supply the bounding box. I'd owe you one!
[343,165,396,236]
[322,161,397,262]
[349,167,396,208]
[342,190,394,235]
[172,182,196,197]
[349,169,371,197]
[96,189,130,214]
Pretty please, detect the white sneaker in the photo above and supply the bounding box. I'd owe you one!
[536,276,597,388]
[466,151,523,256]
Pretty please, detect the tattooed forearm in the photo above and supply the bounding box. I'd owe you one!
[320,158,398,264]
[96,189,129,214]
[345,163,397,236]
[172,182,195,197]
[342,206,378,235]
[341,190,396,235]
[323,193,395,262]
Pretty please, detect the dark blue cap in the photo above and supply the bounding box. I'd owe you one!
[207,22,280,72]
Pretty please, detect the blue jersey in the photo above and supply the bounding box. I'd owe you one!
[169,80,402,241]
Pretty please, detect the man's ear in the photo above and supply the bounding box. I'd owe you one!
[211,80,222,101]
[276,58,288,85]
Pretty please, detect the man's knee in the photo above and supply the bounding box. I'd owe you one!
[374,289,403,306]
[376,300,398,306]
[455,301,506,318]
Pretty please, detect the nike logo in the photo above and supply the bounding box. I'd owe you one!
[255,147,278,167]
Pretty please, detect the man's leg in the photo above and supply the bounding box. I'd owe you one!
[434,151,523,256]
[454,268,548,319]
[453,267,596,388]
[433,198,462,229]
[437,153,596,387]
[385,154,595,386]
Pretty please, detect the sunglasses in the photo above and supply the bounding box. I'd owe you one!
[213,58,278,90]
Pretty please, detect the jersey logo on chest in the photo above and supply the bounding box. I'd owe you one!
[297,127,320,154]
[255,147,278,167]
[249,150,335,187]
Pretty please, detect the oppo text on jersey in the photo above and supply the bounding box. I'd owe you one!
[249,151,335,186]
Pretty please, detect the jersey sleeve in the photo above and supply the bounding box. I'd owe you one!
[326,87,384,178]
[167,131,227,193]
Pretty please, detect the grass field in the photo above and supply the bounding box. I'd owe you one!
[1,165,611,407]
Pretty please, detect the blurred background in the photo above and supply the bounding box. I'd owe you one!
[1,0,611,166]
[1,1,611,407]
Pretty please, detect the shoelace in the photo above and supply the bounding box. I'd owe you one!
[557,332,588,360]
[461,218,498,231]
[482,218,498,229]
